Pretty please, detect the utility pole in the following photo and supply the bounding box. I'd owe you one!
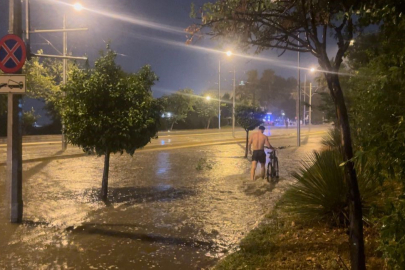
[303,74,306,126]
[25,0,87,150]
[232,66,236,137]
[62,14,67,150]
[218,60,221,130]
[309,82,312,131]
[7,0,23,223]
[297,38,301,147]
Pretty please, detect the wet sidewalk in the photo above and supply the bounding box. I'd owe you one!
[0,135,322,269]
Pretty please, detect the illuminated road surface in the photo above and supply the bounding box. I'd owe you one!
[0,125,328,269]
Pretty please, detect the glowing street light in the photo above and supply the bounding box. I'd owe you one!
[310,67,316,73]
[167,112,172,117]
[226,50,233,57]
[206,96,211,101]
[73,2,83,11]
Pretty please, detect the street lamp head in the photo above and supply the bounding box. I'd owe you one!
[226,50,233,57]
[206,96,211,101]
[73,2,83,11]
[310,67,316,73]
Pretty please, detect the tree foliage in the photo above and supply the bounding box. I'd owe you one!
[235,104,263,131]
[22,107,40,135]
[60,46,161,199]
[194,91,218,129]
[61,47,160,156]
[342,12,405,268]
[347,21,405,180]
[160,88,195,130]
[237,69,297,117]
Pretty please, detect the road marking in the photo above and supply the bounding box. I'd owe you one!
[0,131,327,165]
[157,128,324,138]
[0,131,326,149]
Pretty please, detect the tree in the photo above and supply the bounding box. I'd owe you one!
[22,107,40,135]
[258,69,276,110]
[24,51,80,123]
[237,69,259,105]
[195,91,217,129]
[161,89,195,130]
[60,47,161,201]
[347,19,405,179]
[189,1,383,267]
[235,105,264,158]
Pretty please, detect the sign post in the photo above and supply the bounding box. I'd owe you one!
[2,0,25,223]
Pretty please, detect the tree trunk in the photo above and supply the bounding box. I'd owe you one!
[206,117,211,129]
[327,74,365,270]
[101,149,110,201]
[170,121,175,131]
[244,129,249,158]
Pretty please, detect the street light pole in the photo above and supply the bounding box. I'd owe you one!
[303,74,306,126]
[309,82,312,131]
[232,66,236,137]
[297,38,301,147]
[218,59,221,130]
[62,14,68,150]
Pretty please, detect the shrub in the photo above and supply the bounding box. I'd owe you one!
[282,148,378,226]
[321,127,342,151]
[379,198,405,269]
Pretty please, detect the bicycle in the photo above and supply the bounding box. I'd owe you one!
[266,148,279,183]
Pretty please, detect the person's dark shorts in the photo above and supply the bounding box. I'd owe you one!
[252,150,266,164]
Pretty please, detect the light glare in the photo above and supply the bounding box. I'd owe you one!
[73,2,83,11]
[226,51,233,57]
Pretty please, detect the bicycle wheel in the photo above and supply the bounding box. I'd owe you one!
[274,157,279,179]
[270,159,277,180]
[266,161,271,182]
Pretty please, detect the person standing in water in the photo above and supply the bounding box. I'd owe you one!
[248,126,274,180]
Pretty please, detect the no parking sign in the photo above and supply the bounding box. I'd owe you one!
[0,34,27,73]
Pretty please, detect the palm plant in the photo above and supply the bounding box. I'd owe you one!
[282,148,378,226]
[321,127,342,151]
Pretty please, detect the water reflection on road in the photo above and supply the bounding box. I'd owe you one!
[0,134,322,269]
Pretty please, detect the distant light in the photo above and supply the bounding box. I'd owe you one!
[282,113,285,116]
[350,39,355,46]
[310,67,316,73]
[226,50,233,57]
[161,114,165,118]
[206,96,211,101]
[267,112,272,115]
[167,112,172,117]
[239,81,245,86]
[73,3,83,11]
[263,118,266,121]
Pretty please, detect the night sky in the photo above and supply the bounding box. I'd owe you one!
[0,0,337,124]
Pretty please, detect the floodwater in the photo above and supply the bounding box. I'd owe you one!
[0,133,323,269]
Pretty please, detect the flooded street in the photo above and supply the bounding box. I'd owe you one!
[0,128,325,269]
